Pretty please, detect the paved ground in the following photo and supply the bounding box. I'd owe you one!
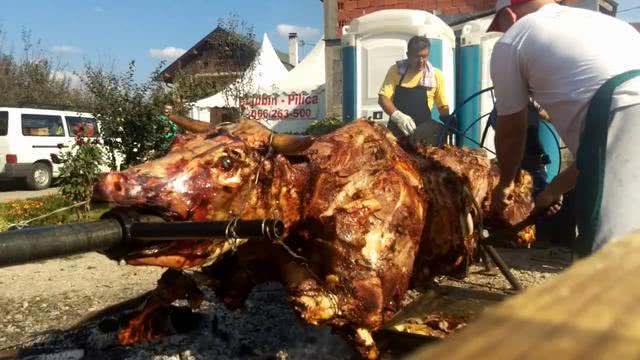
[0,181,59,203]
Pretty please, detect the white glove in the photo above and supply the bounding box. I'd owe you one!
[390,110,416,136]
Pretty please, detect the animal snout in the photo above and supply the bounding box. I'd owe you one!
[92,173,129,202]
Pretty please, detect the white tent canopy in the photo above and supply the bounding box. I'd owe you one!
[191,33,289,112]
[261,37,326,133]
[271,37,325,93]
[190,35,328,133]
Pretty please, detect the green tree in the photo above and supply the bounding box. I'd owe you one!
[82,61,173,168]
[0,28,90,109]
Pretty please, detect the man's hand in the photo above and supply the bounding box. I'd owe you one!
[163,105,173,117]
[534,189,563,216]
[390,110,416,136]
[491,181,515,215]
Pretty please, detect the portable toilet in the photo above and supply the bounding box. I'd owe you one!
[456,17,500,151]
[457,17,562,182]
[341,10,456,126]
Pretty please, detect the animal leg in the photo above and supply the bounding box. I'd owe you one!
[202,243,289,310]
[118,269,204,345]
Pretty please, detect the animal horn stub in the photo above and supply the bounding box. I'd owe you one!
[271,133,315,154]
[168,114,212,133]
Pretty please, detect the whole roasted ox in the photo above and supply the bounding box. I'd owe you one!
[92,116,534,358]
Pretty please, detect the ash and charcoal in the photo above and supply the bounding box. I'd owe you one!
[12,283,355,360]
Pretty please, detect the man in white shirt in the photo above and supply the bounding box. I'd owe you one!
[487,0,640,256]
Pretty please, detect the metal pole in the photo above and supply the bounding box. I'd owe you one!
[0,217,285,268]
[129,219,285,241]
[482,244,524,292]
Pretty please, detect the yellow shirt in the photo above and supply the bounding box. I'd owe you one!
[378,64,448,111]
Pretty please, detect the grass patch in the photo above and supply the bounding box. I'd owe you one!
[0,194,112,231]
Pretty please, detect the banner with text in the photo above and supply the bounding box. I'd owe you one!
[240,92,324,121]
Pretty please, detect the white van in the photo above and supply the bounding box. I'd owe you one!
[0,107,118,190]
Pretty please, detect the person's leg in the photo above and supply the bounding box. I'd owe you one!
[593,103,640,251]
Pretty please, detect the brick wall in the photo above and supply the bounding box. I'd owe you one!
[334,0,582,35]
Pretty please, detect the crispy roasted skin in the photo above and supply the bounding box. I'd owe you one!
[289,121,425,331]
[410,145,534,283]
[92,120,534,358]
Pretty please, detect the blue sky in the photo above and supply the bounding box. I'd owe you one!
[618,0,640,21]
[0,0,324,82]
[0,0,638,84]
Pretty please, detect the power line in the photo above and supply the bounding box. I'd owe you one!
[618,5,640,13]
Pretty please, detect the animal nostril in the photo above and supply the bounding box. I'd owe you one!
[114,181,123,193]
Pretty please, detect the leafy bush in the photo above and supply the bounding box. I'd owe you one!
[82,62,174,168]
[304,117,344,136]
[54,124,107,215]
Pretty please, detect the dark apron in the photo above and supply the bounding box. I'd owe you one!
[574,69,640,257]
[388,70,436,144]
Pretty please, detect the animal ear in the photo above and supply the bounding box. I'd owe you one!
[271,133,315,155]
[167,114,212,133]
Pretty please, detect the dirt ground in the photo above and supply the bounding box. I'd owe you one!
[0,254,164,350]
[0,244,573,359]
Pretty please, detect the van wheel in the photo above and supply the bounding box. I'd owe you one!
[26,163,52,190]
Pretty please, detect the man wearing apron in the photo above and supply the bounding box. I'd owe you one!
[486,0,640,256]
[378,36,450,146]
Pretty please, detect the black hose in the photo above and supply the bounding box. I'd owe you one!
[437,87,496,149]
[480,110,497,148]
[452,87,495,116]
[0,220,123,268]
[461,112,491,136]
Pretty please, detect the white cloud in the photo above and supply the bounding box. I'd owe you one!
[149,46,187,60]
[52,71,83,89]
[51,45,82,54]
[276,24,320,38]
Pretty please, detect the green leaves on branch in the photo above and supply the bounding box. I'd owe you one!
[82,61,174,168]
[305,117,344,136]
[54,127,107,215]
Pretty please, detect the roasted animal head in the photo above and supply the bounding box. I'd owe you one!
[93,120,312,222]
[92,119,314,268]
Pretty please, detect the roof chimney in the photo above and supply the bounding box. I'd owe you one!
[288,32,299,66]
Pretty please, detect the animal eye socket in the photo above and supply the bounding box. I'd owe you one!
[218,156,234,171]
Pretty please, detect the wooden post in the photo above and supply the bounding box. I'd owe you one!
[406,230,640,360]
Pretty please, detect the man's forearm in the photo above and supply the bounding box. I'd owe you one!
[545,163,578,198]
[495,109,528,186]
[168,114,212,132]
[378,95,397,116]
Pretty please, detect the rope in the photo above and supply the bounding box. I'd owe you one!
[6,200,90,230]
[224,132,275,251]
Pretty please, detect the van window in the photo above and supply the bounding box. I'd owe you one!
[21,114,64,137]
[66,116,99,137]
[0,111,7,136]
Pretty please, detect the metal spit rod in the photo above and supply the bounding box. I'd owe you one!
[0,216,285,268]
